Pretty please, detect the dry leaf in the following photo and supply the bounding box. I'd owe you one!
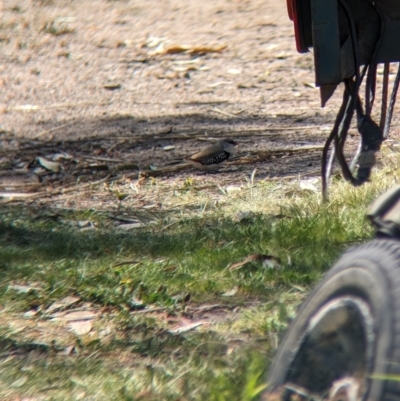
[33,167,47,175]
[276,52,289,59]
[46,296,80,313]
[299,179,318,192]
[57,310,97,321]
[225,185,242,193]
[144,36,166,48]
[117,222,147,230]
[228,254,280,270]
[103,82,121,90]
[68,320,93,335]
[262,255,281,269]
[207,81,232,88]
[169,321,205,334]
[64,345,75,355]
[77,221,91,228]
[304,82,316,89]
[162,145,175,151]
[10,376,28,388]
[23,310,38,318]
[153,43,226,56]
[189,44,227,54]
[8,284,42,293]
[222,287,239,297]
[37,156,60,172]
[161,44,191,54]
[53,152,73,161]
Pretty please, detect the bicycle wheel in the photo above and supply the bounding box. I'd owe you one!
[264,239,400,401]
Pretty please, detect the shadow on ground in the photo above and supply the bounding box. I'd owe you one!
[1,112,329,186]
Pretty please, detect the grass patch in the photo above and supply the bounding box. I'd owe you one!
[1,159,400,399]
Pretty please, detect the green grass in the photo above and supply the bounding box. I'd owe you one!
[1,159,400,400]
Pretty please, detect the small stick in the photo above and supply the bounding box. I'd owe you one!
[33,121,75,139]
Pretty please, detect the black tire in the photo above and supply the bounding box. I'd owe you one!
[264,239,400,401]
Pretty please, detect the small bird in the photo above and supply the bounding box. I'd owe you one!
[184,138,238,170]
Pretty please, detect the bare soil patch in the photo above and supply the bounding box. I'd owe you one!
[0,0,369,209]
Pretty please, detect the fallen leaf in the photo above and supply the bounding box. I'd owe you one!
[37,156,60,172]
[228,254,280,270]
[142,204,158,209]
[262,255,281,269]
[207,81,232,88]
[8,284,42,293]
[144,36,166,48]
[189,44,227,55]
[153,44,190,54]
[53,152,73,161]
[225,185,242,193]
[299,179,318,192]
[222,287,239,297]
[103,82,121,90]
[152,43,226,56]
[162,145,175,151]
[63,345,75,355]
[117,222,147,230]
[276,52,289,59]
[171,65,199,72]
[77,220,91,228]
[33,167,47,175]
[169,321,205,334]
[10,376,28,388]
[23,310,38,318]
[68,320,93,336]
[55,310,97,321]
[46,296,80,313]
[304,82,316,89]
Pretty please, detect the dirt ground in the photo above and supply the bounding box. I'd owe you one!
[1,0,398,209]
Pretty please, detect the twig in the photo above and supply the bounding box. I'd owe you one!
[32,121,76,139]
[130,307,167,315]
[78,155,124,163]
[9,101,111,112]
[140,164,189,177]
[209,107,242,118]
[112,260,141,268]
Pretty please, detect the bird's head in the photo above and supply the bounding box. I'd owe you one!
[220,138,238,152]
